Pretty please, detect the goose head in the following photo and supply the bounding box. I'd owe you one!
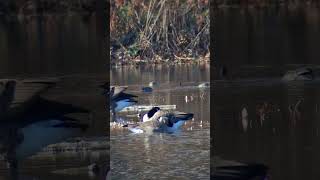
[282,67,314,81]
[142,107,160,122]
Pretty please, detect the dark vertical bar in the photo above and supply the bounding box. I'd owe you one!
[96,0,110,178]
[210,0,215,179]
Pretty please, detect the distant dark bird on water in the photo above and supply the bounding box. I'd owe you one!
[282,67,314,81]
[212,158,269,180]
[142,86,153,93]
[141,81,159,93]
[219,65,227,79]
[212,163,268,180]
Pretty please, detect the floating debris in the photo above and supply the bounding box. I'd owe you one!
[42,139,108,152]
[185,95,195,103]
[120,104,176,112]
[241,107,248,132]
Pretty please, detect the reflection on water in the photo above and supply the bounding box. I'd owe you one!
[111,64,210,179]
[214,75,320,179]
[214,7,320,179]
[0,13,106,77]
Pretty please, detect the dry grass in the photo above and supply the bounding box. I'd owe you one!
[110,0,209,64]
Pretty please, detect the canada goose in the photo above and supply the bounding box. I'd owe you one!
[100,84,137,121]
[212,157,268,180]
[101,84,137,112]
[0,79,90,122]
[282,67,314,81]
[110,87,137,112]
[0,78,59,119]
[125,107,193,133]
[100,84,137,123]
[212,163,268,180]
[0,78,91,179]
[0,116,88,179]
[138,107,160,122]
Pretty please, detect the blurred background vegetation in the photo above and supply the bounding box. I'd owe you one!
[110,0,209,65]
[0,0,99,14]
[212,0,320,8]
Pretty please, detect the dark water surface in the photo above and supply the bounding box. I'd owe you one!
[214,7,320,77]
[214,7,320,180]
[111,64,210,179]
[0,13,108,180]
[0,13,106,77]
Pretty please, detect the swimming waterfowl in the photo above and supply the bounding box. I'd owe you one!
[101,85,137,113]
[220,65,227,79]
[110,86,137,113]
[138,107,160,122]
[141,81,158,93]
[126,107,193,133]
[212,163,268,180]
[212,157,268,180]
[100,84,137,113]
[0,116,89,178]
[100,84,137,122]
[0,78,91,178]
[0,79,90,122]
[0,101,90,179]
[0,79,60,120]
[141,86,153,93]
[282,67,314,81]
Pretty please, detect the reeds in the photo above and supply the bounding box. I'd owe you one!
[110,0,209,64]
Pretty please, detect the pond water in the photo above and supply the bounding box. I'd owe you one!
[110,63,210,179]
[214,7,320,180]
[214,77,320,180]
[214,7,320,78]
[0,13,108,180]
